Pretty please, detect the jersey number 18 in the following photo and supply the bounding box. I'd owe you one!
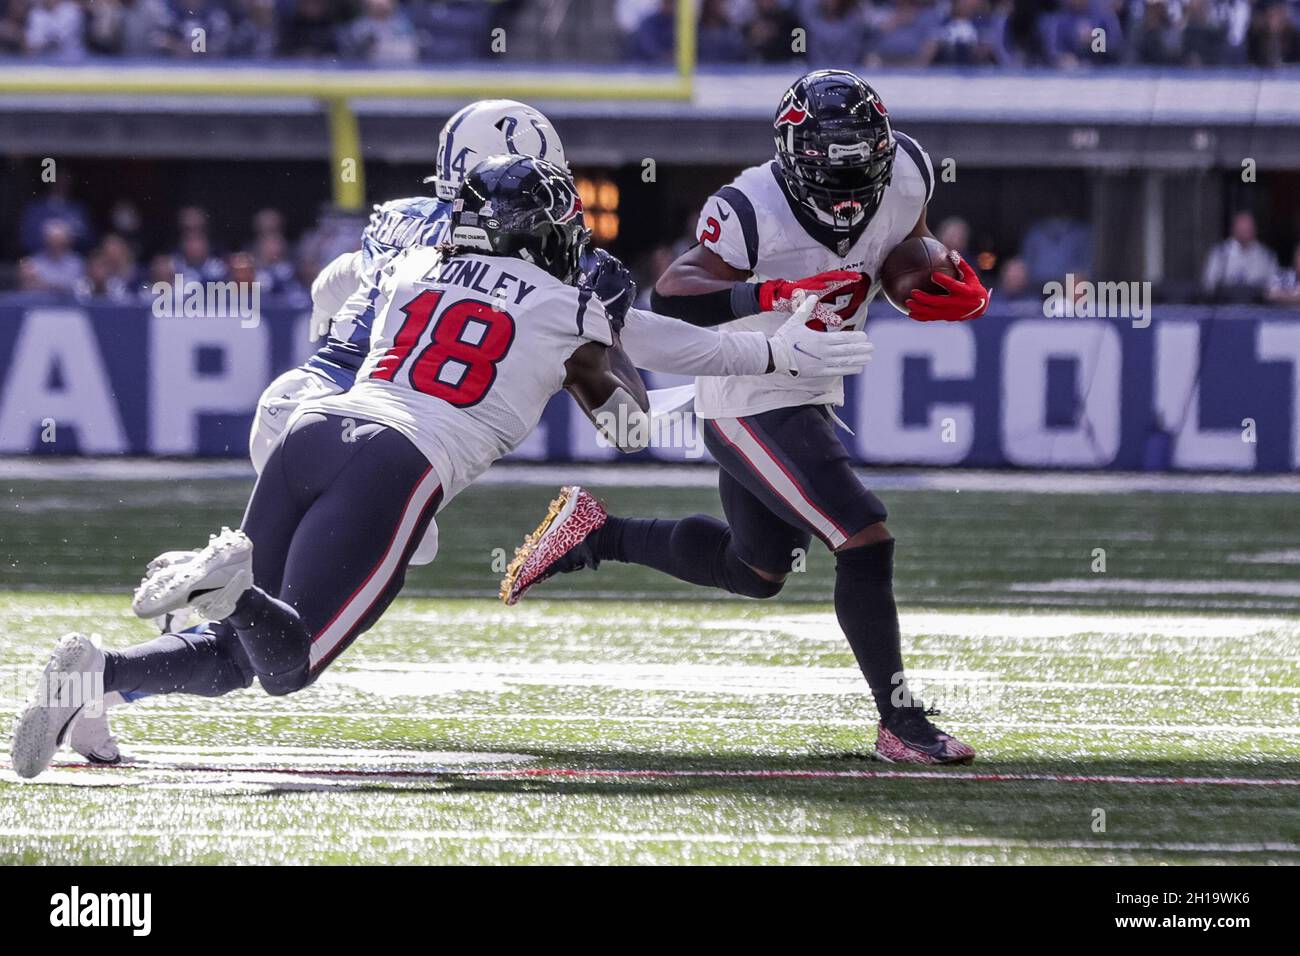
[373,289,516,407]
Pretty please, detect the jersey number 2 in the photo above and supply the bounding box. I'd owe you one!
[373,289,516,407]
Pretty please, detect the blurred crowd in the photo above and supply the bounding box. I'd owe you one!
[0,0,520,63]
[2,0,1299,67]
[8,175,349,305]
[625,0,1300,68]
[8,173,1300,307]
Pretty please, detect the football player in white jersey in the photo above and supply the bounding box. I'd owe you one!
[38,97,875,769]
[8,157,658,778]
[502,71,991,765]
[251,98,875,475]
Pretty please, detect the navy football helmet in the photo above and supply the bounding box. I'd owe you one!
[450,155,590,284]
[773,70,896,234]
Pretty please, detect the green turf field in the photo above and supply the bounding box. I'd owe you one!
[1,471,1298,864]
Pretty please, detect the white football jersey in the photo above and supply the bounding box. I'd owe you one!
[305,246,612,505]
[692,131,934,419]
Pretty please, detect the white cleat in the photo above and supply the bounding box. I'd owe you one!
[67,691,124,764]
[10,633,106,779]
[144,551,200,632]
[146,549,200,576]
[132,527,254,622]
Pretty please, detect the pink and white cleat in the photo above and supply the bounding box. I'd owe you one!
[874,707,975,765]
[500,486,607,606]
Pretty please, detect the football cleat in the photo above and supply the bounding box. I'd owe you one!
[146,549,199,576]
[132,527,253,622]
[67,691,124,765]
[500,486,606,606]
[10,633,106,778]
[874,706,975,765]
[144,550,199,632]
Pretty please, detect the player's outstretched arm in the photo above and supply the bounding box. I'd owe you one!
[564,338,651,454]
[618,306,771,376]
[308,251,364,341]
[585,246,766,377]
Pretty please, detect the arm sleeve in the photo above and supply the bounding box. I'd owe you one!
[618,307,770,377]
[310,251,364,318]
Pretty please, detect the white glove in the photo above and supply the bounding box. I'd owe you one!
[309,305,334,343]
[308,251,364,342]
[766,294,875,378]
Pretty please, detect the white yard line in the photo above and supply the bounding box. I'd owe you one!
[2,706,1294,735]
[1013,579,1300,598]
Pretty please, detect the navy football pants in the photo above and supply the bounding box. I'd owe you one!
[242,411,443,680]
[104,411,442,700]
[702,404,887,573]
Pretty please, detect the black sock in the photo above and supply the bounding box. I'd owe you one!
[592,515,782,599]
[103,625,253,698]
[227,587,314,696]
[834,539,908,718]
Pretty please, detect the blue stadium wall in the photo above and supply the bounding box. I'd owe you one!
[0,298,1297,472]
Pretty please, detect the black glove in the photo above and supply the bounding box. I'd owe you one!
[582,248,637,334]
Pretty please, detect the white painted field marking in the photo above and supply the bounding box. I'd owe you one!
[1230,549,1300,565]
[0,827,1293,853]
[50,745,537,765]
[1,705,1296,736]
[6,760,1299,791]
[1011,579,1300,598]
[322,661,1300,698]
[735,610,1300,643]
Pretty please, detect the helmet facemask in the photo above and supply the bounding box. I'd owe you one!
[779,128,895,233]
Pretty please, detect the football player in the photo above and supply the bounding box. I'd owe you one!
[501,70,990,765]
[49,98,875,768]
[252,97,877,474]
[9,156,666,779]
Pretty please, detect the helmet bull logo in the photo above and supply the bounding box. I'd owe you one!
[776,102,809,127]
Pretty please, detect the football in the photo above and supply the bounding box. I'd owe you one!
[880,236,961,313]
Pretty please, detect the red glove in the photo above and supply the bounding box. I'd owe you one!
[759,270,867,328]
[906,255,990,322]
